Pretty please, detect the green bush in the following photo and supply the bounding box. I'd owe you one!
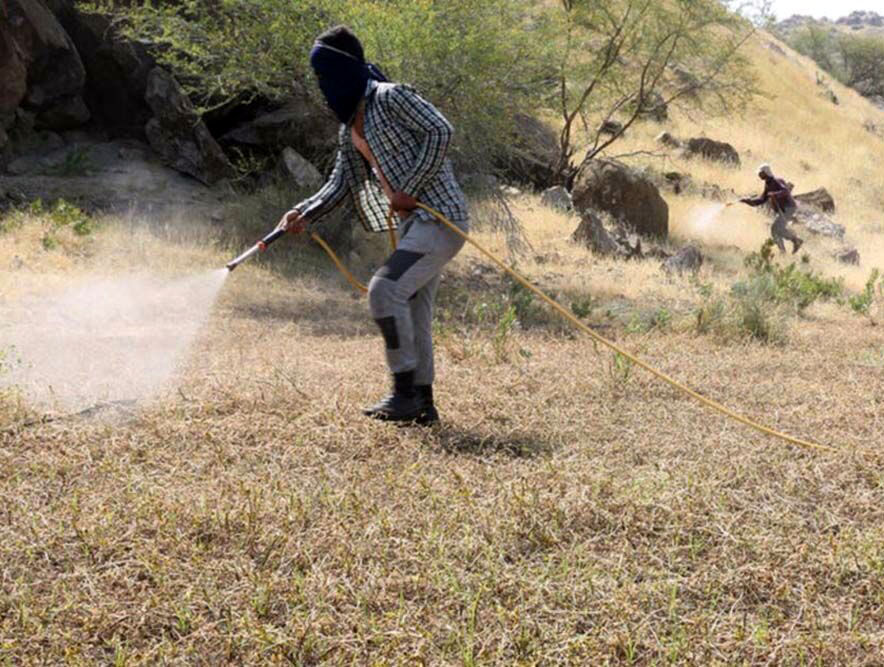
[849,268,883,320]
[737,240,842,313]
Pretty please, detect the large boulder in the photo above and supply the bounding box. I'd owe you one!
[35,93,89,130]
[499,112,559,189]
[144,68,236,185]
[6,0,86,108]
[571,158,668,237]
[683,137,741,166]
[55,10,154,137]
[0,14,28,116]
[222,91,337,164]
[794,187,835,213]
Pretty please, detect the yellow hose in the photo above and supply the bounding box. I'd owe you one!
[313,201,835,454]
[310,232,368,293]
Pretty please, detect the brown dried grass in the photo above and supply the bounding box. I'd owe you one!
[2,193,883,664]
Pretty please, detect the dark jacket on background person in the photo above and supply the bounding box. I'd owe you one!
[744,175,796,212]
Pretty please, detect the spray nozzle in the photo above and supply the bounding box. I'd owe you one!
[225,228,287,271]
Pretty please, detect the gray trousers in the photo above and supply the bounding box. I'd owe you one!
[771,203,800,252]
[368,216,466,386]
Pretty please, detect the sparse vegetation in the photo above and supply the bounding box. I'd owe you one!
[848,268,884,322]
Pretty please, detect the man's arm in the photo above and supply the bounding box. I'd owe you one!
[289,148,349,227]
[384,84,453,198]
[741,181,770,207]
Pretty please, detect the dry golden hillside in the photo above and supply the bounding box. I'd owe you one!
[1,26,884,667]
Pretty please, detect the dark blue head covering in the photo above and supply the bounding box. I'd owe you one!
[309,42,388,124]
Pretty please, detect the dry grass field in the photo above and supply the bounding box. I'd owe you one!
[1,31,884,666]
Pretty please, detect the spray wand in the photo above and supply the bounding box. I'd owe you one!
[225,228,286,271]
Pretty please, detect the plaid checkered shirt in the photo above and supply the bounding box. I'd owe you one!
[293,80,469,233]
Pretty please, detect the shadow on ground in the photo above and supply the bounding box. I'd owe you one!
[424,424,554,459]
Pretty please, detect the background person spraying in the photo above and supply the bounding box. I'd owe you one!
[738,163,804,254]
[276,26,469,425]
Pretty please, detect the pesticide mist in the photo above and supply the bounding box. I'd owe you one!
[686,203,726,236]
[0,269,228,412]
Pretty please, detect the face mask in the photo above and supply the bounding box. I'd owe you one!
[309,42,388,124]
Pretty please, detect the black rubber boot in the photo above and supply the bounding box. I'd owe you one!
[415,384,440,426]
[363,371,422,422]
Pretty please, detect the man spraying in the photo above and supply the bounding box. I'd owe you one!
[738,163,804,254]
[276,26,469,425]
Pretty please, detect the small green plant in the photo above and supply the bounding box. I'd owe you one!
[492,305,518,363]
[50,199,94,236]
[608,351,634,386]
[848,269,882,322]
[47,147,93,177]
[570,295,594,319]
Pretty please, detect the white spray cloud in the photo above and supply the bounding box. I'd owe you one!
[0,269,228,412]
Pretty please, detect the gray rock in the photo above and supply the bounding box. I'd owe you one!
[571,158,668,237]
[7,0,86,107]
[540,185,572,211]
[36,94,90,130]
[281,147,322,191]
[144,68,235,185]
[571,209,621,256]
[498,112,559,189]
[222,92,337,161]
[656,131,681,148]
[599,120,623,135]
[795,210,845,239]
[683,137,741,166]
[57,11,155,136]
[0,17,28,115]
[638,91,667,121]
[834,247,860,265]
[794,187,835,213]
[662,245,703,274]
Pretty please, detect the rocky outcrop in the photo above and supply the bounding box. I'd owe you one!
[7,0,86,108]
[571,158,668,237]
[683,137,741,165]
[56,10,155,136]
[222,86,337,163]
[794,187,835,213]
[144,68,236,185]
[498,112,559,189]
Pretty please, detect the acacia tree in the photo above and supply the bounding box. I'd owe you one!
[549,0,757,184]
